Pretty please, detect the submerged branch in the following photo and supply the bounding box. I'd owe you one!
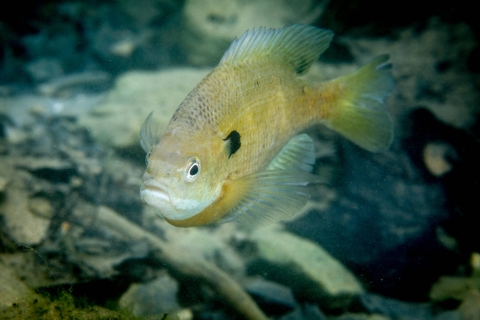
[95,206,268,320]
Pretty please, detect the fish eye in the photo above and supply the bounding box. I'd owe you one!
[184,156,200,182]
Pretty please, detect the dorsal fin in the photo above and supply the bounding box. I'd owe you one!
[219,24,333,75]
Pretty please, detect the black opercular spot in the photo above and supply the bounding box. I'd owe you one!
[224,130,241,158]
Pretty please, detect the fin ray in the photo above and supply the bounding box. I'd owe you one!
[220,24,333,75]
[222,171,320,228]
[267,133,316,172]
[324,55,395,152]
[140,111,159,154]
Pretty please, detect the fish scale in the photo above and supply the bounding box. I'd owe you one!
[211,63,304,177]
[140,24,394,228]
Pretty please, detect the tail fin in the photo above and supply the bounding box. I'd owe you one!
[324,55,394,152]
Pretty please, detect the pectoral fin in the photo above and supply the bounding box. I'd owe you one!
[220,170,320,228]
[220,134,319,227]
[140,111,159,154]
[267,133,316,172]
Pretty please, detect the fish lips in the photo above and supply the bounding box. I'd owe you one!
[140,180,173,211]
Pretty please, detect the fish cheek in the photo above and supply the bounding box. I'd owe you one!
[223,130,241,158]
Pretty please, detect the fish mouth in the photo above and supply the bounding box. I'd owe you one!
[140,180,172,206]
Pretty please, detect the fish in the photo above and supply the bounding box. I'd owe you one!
[140,24,394,228]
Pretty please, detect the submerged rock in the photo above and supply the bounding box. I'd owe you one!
[37,71,111,96]
[344,17,479,131]
[360,293,433,320]
[181,0,327,66]
[279,303,328,320]
[0,161,51,245]
[331,314,390,320]
[159,221,246,278]
[248,226,363,310]
[78,68,209,150]
[244,278,296,315]
[287,141,456,300]
[422,142,457,177]
[429,253,480,319]
[119,273,181,316]
[25,58,64,83]
[430,276,480,302]
[0,288,138,320]
[0,176,8,194]
[459,290,480,320]
[0,260,35,310]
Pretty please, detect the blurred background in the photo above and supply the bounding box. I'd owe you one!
[1,1,479,319]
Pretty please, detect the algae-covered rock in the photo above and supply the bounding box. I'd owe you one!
[248,226,363,309]
[430,276,480,302]
[119,274,181,317]
[78,68,209,150]
[0,261,35,310]
[428,253,480,320]
[0,289,137,320]
[459,290,480,320]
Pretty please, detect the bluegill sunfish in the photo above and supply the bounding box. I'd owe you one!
[140,24,394,228]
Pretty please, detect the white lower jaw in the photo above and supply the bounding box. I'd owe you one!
[140,181,218,221]
[140,181,176,218]
[141,189,170,210]
[141,189,203,221]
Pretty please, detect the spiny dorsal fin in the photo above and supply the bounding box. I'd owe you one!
[220,24,333,75]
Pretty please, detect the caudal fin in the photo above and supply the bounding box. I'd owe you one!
[324,55,394,152]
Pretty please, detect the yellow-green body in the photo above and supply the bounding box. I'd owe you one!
[177,63,334,179]
[140,25,394,228]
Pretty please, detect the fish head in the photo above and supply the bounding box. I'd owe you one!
[140,132,226,221]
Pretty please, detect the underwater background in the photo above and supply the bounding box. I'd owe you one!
[1,0,479,319]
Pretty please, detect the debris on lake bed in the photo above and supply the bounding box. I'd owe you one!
[1,1,479,319]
